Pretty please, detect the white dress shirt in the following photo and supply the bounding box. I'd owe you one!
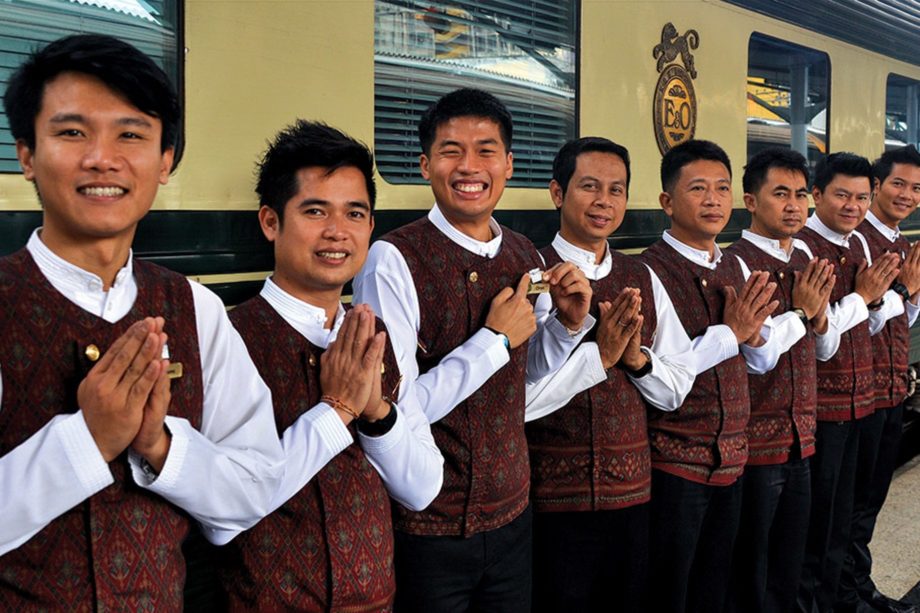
[864,210,920,328]
[524,234,696,421]
[734,230,841,361]
[660,231,781,375]
[352,204,592,425]
[0,231,285,556]
[799,215,875,337]
[241,278,443,519]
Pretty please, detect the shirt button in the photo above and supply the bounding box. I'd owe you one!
[469,271,479,283]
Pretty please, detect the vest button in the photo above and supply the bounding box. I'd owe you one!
[308,353,317,367]
[85,344,101,362]
[469,271,479,283]
[778,271,785,279]
[701,278,708,287]
[840,256,847,264]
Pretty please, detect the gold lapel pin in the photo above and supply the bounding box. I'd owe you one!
[84,344,101,362]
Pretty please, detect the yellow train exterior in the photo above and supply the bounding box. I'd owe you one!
[1,0,919,287]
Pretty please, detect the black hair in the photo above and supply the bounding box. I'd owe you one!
[813,152,872,192]
[660,139,732,192]
[872,144,920,184]
[3,34,183,170]
[552,137,632,197]
[256,119,376,223]
[418,88,513,155]
[742,147,809,194]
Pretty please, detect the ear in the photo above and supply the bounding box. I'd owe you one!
[258,205,280,242]
[15,140,35,181]
[811,186,823,207]
[505,151,514,180]
[158,147,175,185]
[742,193,757,214]
[549,179,564,210]
[419,153,431,181]
[369,214,375,234]
[659,191,673,218]
[873,177,881,192]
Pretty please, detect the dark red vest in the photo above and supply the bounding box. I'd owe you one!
[225,296,399,612]
[857,220,911,410]
[724,239,817,464]
[795,226,875,421]
[0,248,203,612]
[526,246,656,511]
[640,240,750,485]
[383,218,542,536]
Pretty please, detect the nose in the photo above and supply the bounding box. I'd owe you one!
[321,215,347,240]
[457,150,477,173]
[81,136,123,173]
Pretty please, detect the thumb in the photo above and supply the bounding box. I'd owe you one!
[513,273,530,299]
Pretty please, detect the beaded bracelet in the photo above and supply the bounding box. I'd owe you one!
[321,395,361,420]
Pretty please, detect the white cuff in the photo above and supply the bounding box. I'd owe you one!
[58,411,113,493]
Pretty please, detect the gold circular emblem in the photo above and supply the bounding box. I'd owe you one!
[653,64,697,155]
[84,344,101,362]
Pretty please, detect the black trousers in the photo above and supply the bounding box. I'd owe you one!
[839,403,905,604]
[531,504,649,613]
[797,419,860,613]
[649,469,743,613]
[727,457,811,613]
[393,506,532,613]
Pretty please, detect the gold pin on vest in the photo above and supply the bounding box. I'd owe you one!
[84,344,101,362]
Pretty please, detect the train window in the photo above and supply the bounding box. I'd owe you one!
[746,33,829,171]
[0,0,181,173]
[374,1,577,187]
[886,74,920,151]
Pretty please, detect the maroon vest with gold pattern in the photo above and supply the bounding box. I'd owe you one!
[640,240,750,485]
[527,246,657,511]
[384,217,542,536]
[795,226,875,421]
[725,239,817,464]
[225,296,399,612]
[0,248,203,612]
[858,219,911,409]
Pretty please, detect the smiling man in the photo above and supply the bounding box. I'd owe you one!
[839,146,920,613]
[638,139,783,613]
[0,35,283,610]
[353,88,593,612]
[221,120,443,611]
[794,152,902,613]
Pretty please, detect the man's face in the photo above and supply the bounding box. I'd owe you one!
[745,167,810,240]
[813,174,872,235]
[260,165,374,302]
[15,71,173,247]
[419,116,513,229]
[660,159,732,250]
[552,151,628,252]
[872,162,920,228]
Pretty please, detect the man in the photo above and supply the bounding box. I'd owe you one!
[794,152,901,613]
[839,145,920,613]
[638,139,783,613]
[724,147,838,613]
[522,136,696,612]
[221,120,443,611]
[353,88,593,612]
[0,35,283,610]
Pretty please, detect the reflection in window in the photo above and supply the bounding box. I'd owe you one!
[886,74,919,151]
[374,1,577,186]
[746,33,829,172]
[0,0,180,173]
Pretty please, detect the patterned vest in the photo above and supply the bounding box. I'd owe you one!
[383,217,542,537]
[724,239,817,465]
[640,240,750,485]
[225,296,399,612]
[795,227,875,421]
[0,248,203,613]
[526,246,657,511]
[857,220,911,409]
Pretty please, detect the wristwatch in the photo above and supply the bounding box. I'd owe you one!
[791,307,809,326]
[624,347,653,378]
[891,281,911,303]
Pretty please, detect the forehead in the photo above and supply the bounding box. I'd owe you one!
[885,162,920,182]
[433,116,505,146]
[290,165,369,201]
[38,71,143,119]
[676,158,731,183]
[573,151,626,178]
[762,166,807,189]
[823,173,871,193]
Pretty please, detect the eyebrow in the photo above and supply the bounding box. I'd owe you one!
[48,113,153,129]
[299,199,371,211]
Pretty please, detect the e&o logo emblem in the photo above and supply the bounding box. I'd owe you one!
[652,23,699,155]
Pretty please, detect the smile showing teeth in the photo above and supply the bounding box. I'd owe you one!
[455,183,485,193]
[80,186,125,197]
[317,251,346,260]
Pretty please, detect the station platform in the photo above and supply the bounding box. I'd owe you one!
[872,452,920,604]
